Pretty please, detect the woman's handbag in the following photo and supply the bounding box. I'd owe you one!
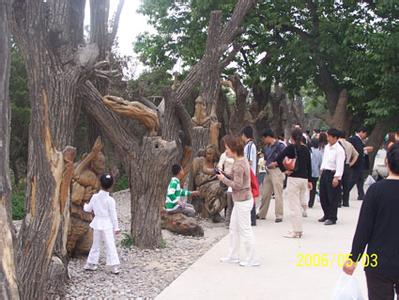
[282,146,298,172]
[249,168,259,199]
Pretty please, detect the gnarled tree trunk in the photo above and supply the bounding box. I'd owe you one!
[129,137,178,248]
[9,0,86,298]
[0,1,19,297]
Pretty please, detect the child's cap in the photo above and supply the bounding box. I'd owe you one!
[100,174,114,189]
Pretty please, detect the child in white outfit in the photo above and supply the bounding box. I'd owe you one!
[83,174,121,274]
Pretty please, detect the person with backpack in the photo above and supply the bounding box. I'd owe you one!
[217,135,260,267]
[257,129,286,222]
[276,128,313,238]
[241,126,257,226]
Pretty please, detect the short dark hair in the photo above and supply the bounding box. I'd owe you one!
[339,130,346,138]
[327,128,341,138]
[171,164,182,176]
[262,129,275,138]
[356,126,368,133]
[100,174,114,190]
[387,143,399,175]
[241,126,254,139]
[310,138,319,148]
[224,135,244,156]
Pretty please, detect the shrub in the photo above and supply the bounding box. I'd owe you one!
[12,181,26,220]
[114,175,129,192]
[120,233,134,248]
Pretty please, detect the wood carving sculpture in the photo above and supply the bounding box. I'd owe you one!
[189,144,227,222]
[67,137,105,256]
[103,95,159,136]
[192,95,211,127]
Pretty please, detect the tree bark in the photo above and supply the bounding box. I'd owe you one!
[226,74,250,135]
[9,1,86,298]
[129,137,178,248]
[0,1,19,297]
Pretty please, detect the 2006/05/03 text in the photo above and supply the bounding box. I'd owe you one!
[296,253,378,268]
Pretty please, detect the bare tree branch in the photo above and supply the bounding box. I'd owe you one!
[109,0,125,48]
[80,81,140,152]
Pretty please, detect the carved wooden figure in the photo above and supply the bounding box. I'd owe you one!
[67,137,105,256]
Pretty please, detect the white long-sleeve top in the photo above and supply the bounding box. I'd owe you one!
[84,190,119,231]
[321,141,345,180]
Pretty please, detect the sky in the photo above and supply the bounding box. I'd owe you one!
[109,0,149,58]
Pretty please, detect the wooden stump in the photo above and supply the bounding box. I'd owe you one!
[161,211,204,237]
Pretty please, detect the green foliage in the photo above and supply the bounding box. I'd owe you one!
[134,0,399,127]
[159,239,167,249]
[11,180,26,220]
[9,43,30,182]
[114,174,129,192]
[127,67,173,100]
[121,233,134,248]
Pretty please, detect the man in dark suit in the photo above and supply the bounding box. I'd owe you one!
[347,127,371,200]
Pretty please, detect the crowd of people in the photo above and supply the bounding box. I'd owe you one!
[162,124,384,267]
[78,123,399,298]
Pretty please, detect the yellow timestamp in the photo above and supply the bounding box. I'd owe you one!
[296,253,378,268]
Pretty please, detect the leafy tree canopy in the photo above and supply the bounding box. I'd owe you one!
[135,0,399,124]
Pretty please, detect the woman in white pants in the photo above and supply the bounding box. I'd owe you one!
[84,174,121,274]
[216,135,260,267]
[276,128,313,238]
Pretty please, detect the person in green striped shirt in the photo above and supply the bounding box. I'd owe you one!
[165,164,199,217]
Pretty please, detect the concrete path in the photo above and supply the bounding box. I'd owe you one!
[157,190,369,300]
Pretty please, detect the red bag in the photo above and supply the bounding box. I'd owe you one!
[249,168,259,199]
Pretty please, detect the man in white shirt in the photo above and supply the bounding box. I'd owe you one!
[319,128,346,225]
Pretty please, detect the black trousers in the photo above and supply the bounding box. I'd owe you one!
[347,166,365,200]
[341,164,351,206]
[366,270,399,300]
[251,203,256,226]
[320,170,341,222]
[308,177,319,208]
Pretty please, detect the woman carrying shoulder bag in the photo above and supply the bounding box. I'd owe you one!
[216,135,260,267]
[276,128,313,238]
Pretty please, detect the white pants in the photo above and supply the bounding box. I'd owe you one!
[87,229,120,266]
[227,199,256,263]
[286,177,308,232]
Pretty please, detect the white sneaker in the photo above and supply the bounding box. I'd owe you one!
[111,266,120,274]
[220,257,240,264]
[239,260,261,267]
[83,263,98,271]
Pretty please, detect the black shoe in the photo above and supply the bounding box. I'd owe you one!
[256,214,260,219]
[357,196,364,200]
[343,203,349,207]
[318,217,327,222]
[324,220,336,225]
[275,218,283,223]
[251,223,256,226]
[338,203,342,208]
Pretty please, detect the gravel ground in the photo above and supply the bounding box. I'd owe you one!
[65,190,228,299]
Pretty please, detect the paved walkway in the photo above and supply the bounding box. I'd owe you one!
[157,191,369,300]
